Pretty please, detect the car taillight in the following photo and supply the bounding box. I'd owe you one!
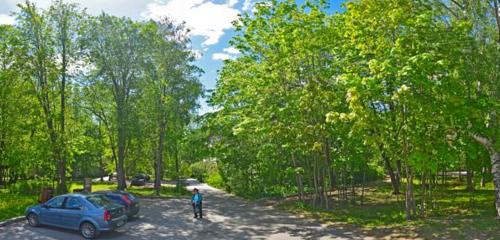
[104,209,111,221]
[121,195,132,205]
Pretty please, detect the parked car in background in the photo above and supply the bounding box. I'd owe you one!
[138,173,150,181]
[95,191,139,218]
[108,172,117,181]
[25,193,127,239]
[130,173,150,186]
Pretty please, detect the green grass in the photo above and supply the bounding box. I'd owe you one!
[127,186,191,198]
[69,181,117,192]
[69,182,191,198]
[277,181,499,239]
[0,189,37,222]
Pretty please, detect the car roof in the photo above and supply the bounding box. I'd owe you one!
[56,193,89,198]
[94,190,127,194]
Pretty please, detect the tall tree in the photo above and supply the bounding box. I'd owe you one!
[86,14,147,190]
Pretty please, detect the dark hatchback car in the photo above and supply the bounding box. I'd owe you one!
[25,193,127,239]
[95,191,139,218]
[130,173,150,187]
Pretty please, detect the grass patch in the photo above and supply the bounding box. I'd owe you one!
[277,181,499,239]
[69,182,190,198]
[0,189,37,222]
[69,181,117,192]
[127,186,191,198]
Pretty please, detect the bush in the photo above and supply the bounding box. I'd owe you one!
[8,180,54,195]
[190,160,218,183]
[206,172,224,189]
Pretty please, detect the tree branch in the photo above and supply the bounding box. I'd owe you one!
[471,133,494,153]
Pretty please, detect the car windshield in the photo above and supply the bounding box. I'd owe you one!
[86,195,114,208]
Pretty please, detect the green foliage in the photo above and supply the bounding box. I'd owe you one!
[0,190,38,222]
[190,160,218,183]
[7,180,55,195]
[0,1,202,193]
[206,172,224,189]
[203,0,500,219]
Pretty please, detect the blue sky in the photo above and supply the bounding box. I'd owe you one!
[0,0,345,114]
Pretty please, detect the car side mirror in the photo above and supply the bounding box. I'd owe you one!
[42,204,50,209]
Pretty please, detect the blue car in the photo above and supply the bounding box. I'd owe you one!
[25,193,127,239]
[95,191,140,218]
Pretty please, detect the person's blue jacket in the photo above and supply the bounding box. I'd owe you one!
[191,193,203,204]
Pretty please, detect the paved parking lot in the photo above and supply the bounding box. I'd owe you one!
[0,180,368,240]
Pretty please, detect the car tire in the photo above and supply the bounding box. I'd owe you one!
[27,213,39,227]
[80,222,98,239]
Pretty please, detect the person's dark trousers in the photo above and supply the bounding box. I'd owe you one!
[192,202,203,218]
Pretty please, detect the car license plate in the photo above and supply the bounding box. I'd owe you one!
[116,220,125,227]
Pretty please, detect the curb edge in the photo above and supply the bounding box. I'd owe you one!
[0,216,24,227]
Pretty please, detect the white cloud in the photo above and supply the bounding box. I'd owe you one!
[227,0,238,7]
[242,0,253,11]
[212,53,231,60]
[223,46,239,55]
[142,0,240,46]
[212,46,239,61]
[0,14,15,25]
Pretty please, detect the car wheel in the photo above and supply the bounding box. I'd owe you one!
[27,213,39,227]
[80,222,98,239]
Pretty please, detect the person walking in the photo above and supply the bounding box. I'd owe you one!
[191,188,203,219]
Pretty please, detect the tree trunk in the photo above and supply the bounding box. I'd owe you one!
[321,166,328,208]
[43,105,62,193]
[350,169,355,204]
[481,167,486,188]
[174,138,180,189]
[420,172,426,217]
[331,169,337,196]
[381,149,400,195]
[361,165,366,206]
[396,159,402,185]
[316,155,325,208]
[493,0,500,44]
[323,139,331,208]
[116,105,127,190]
[312,158,319,207]
[292,152,304,202]
[471,134,500,218]
[492,152,500,219]
[467,169,474,192]
[441,169,446,185]
[155,116,166,196]
[405,169,416,220]
[58,25,67,193]
[402,104,415,220]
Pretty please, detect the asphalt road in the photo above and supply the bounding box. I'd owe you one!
[0,180,369,240]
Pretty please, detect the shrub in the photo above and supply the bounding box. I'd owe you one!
[190,160,218,183]
[206,172,224,189]
[8,180,54,195]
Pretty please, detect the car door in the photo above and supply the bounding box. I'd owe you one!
[39,196,66,226]
[61,197,83,230]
